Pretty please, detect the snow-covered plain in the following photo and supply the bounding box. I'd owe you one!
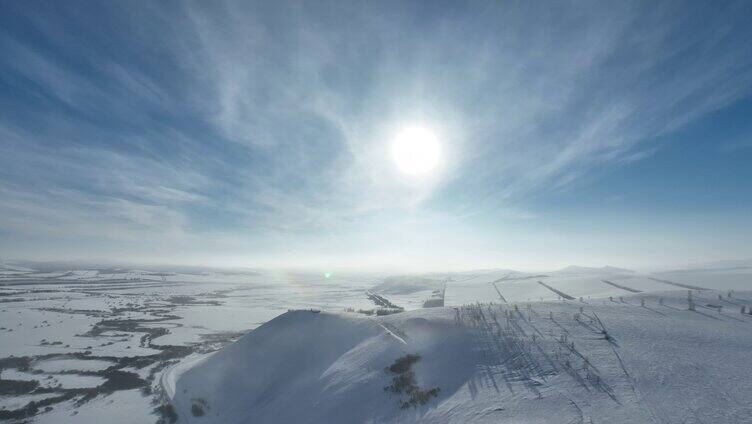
[2,262,752,423]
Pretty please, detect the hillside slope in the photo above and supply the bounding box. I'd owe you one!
[167,289,752,423]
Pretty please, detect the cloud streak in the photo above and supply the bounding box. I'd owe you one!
[1,0,751,268]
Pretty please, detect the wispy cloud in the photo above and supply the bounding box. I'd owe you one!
[1,1,751,267]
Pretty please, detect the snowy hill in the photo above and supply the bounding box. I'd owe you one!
[371,275,445,295]
[553,265,635,275]
[166,289,752,423]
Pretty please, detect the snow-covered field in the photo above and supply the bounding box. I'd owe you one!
[2,262,752,423]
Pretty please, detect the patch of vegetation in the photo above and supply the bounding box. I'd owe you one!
[191,404,204,416]
[366,292,403,310]
[0,393,75,420]
[191,398,209,417]
[401,387,441,409]
[376,308,403,316]
[387,354,421,374]
[75,369,146,405]
[385,370,415,392]
[100,369,145,392]
[0,356,31,371]
[155,403,178,424]
[384,354,440,409]
[168,295,222,306]
[0,378,39,395]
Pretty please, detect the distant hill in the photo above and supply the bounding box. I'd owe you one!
[657,259,752,274]
[371,275,445,295]
[552,265,635,275]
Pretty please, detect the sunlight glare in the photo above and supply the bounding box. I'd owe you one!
[391,126,441,175]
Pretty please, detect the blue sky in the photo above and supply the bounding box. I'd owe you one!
[1,0,751,271]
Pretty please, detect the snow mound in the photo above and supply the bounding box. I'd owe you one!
[170,309,477,423]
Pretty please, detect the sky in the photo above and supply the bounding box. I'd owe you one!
[1,0,751,272]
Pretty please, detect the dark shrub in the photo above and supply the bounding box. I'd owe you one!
[384,354,440,408]
[154,404,178,424]
[0,378,38,395]
[191,403,205,417]
[387,354,421,374]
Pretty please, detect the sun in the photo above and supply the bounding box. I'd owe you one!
[391,126,441,175]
